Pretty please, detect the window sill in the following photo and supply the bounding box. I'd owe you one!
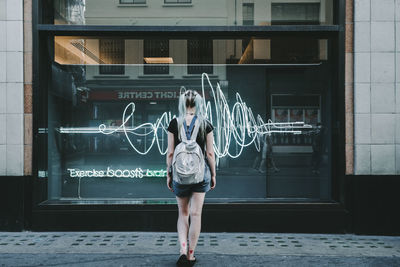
[182,74,217,78]
[93,75,129,79]
[118,4,148,7]
[138,75,174,78]
[162,3,193,7]
[39,198,338,206]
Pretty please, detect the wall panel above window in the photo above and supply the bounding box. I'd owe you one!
[51,0,336,26]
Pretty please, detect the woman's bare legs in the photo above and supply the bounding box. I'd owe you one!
[188,192,206,260]
[176,195,191,256]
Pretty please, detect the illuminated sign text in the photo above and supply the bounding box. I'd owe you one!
[67,167,167,178]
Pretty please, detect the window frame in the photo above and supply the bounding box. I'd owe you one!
[271,2,322,25]
[242,3,255,26]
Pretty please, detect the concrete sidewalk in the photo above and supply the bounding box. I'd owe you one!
[0,231,399,266]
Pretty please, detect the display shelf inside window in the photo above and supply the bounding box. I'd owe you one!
[271,94,321,148]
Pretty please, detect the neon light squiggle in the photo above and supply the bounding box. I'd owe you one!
[60,73,312,158]
[98,104,172,156]
[199,73,311,158]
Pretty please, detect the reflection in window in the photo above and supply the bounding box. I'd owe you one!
[54,0,85,25]
[187,39,213,74]
[144,39,170,75]
[271,37,320,63]
[120,0,146,4]
[271,94,321,146]
[164,0,191,3]
[55,36,328,68]
[272,3,320,25]
[99,39,125,75]
[52,0,334,25]
[242,3,254,26]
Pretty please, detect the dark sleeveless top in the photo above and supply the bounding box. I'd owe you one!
[167,118,214,155]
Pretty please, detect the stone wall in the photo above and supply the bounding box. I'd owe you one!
[0,0,24,176]
[354,0,400,174]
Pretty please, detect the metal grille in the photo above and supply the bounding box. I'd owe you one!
[144,39,169,75]
[120,0,146,4]
[187,39,213,74]
[99,39,125,75]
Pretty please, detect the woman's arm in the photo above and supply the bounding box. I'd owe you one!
[166,132,175,191]
[205,131,216,189]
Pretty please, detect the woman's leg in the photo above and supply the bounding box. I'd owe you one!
[258,141,268,172]
[188,192,206,260]
[176,195,191,256]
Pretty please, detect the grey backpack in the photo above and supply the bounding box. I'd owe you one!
[172,116,205,184]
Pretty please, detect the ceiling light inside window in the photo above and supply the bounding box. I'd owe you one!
[144,57,174,64]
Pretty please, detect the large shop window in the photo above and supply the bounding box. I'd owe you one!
[52,0,335,26]
[46,36,334,201]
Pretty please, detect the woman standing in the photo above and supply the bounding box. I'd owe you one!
[166,90,216,266]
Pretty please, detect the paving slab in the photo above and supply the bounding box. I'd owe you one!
[0,232,399,266]
[1,253,400,267]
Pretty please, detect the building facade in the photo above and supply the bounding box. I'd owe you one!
[0,0,399,234]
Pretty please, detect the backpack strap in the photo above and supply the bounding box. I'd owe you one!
[181,116,198,141]
[190,119,200,141]
[179,123,186,141]
[185,115,197,140]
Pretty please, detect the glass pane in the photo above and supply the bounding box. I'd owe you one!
[272,3,321,25]
[52,0,335,25]
[48,36,333,201]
